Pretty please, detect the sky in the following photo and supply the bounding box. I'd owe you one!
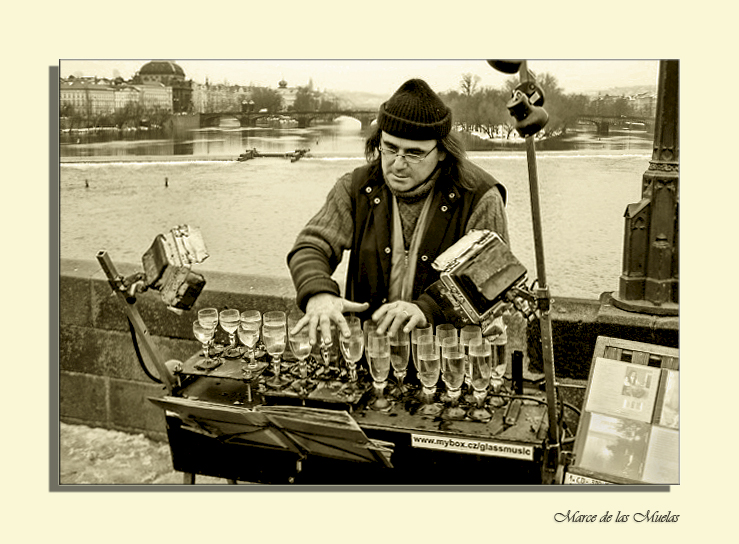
[58,59,660,96]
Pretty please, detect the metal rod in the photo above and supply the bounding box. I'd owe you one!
[524,137,548,287]
[517,62,560,476]
[96,250,176,394]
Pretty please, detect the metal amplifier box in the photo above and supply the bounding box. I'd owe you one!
[431,229,528,330]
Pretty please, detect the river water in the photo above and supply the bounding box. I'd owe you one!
[59,120,654,299]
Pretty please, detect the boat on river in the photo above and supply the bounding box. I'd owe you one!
[237,147,310,163]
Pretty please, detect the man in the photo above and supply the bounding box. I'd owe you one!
[288,78,508,346]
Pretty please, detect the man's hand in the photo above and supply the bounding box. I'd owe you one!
[292,293,369,346]
[372,301,427,336]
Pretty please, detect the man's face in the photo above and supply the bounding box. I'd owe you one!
[380,131,446,193]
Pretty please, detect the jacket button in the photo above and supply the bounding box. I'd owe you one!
[365,187,372,193]
[441,205,448,212]
[384,247,391,254]
[421,255,428,261]
[374,197,381,205]
[449,193,456,199]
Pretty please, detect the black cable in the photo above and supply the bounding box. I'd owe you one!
[127,317,163,384]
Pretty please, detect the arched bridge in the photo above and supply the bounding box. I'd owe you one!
[577,115,654,136]
[200,110,377,129]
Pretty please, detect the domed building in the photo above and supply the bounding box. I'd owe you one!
[135,61,192,113]
[138,61,186,85]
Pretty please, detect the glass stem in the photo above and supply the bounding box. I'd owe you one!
[423,386,436,403]
[375,382,385,399]
[299,358,307,379]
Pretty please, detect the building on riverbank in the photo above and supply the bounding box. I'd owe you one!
[60,79,173,117]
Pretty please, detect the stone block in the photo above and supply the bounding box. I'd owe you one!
[526,317,600,380]
[525,296,679,380]
[60,372,108,426]
[109,378,169,435]
[59,259,100,327]
[60,324,198,381]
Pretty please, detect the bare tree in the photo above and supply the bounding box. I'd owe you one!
[460,73,481,97]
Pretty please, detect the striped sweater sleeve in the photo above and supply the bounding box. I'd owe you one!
[466,185,510,246]
[287,172,355,310]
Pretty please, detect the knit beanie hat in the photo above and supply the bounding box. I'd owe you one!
[377,79,452,140]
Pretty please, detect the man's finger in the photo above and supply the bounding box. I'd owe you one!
[318,315,334,345]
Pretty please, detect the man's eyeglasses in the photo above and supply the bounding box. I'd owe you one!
[378,143,437,164]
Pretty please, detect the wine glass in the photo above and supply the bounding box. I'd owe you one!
[467,337,493,421]
[240,309,262,329]
[441,336,467,419]
[460,324,482,402]
[197,307,218,354]
[416,335,442,416]
[288,312,312,379]
[435,324,457,402]
[263,310,287,327]
[363,319,377,350]
[366,330,391,411]
[363,319,378,368]
[388,328,410,398]
[238,320,261,369]
[263,322,287,388]
[198,308,218,329]
[193,320,216,360]
[411,323,432,387]
[219,309,240,354]
[436,323,457,344]
[264,310,290,372]
[339,316,364,394]
[490,329,508,394]
[236,320,260,404]
[239,309,261,360]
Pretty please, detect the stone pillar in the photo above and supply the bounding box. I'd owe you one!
[610,60,679,315]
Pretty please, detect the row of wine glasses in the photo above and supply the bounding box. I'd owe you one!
[415,334,495,420]
[408,322,503,420]
[192,308,320,388]
[192,308,502,419]
[332,318,502,416]
[358,320,412,410]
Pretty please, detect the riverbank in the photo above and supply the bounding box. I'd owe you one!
[59,151,357,164]
[59,155,235,164]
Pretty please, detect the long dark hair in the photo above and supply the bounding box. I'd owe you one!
[364,125,474,190]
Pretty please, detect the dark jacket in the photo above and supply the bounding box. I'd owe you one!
[346,162,503,324]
